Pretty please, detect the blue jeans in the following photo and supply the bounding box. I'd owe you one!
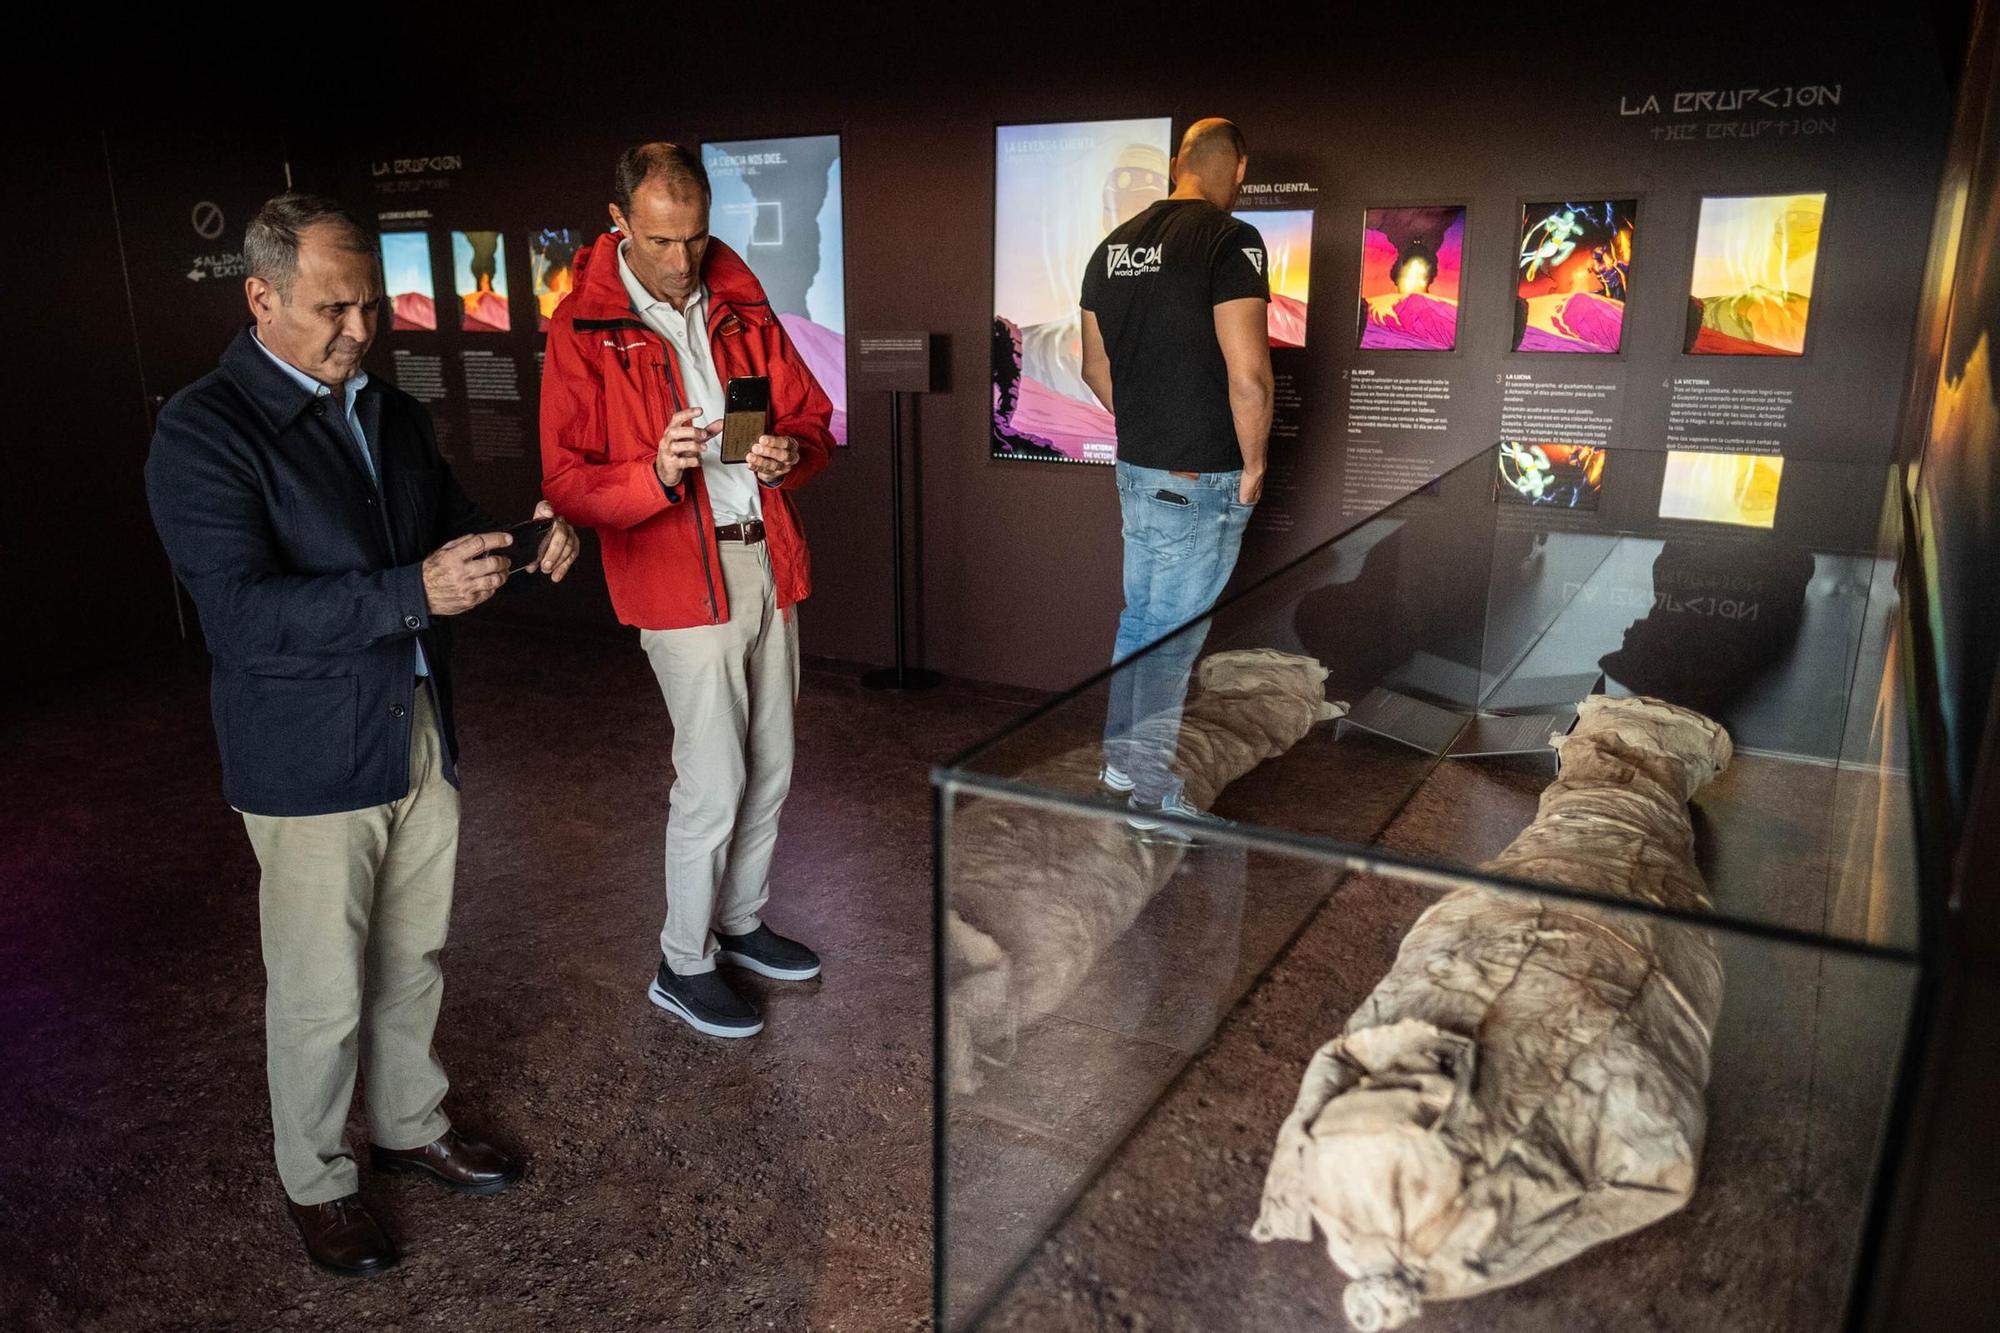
[1104,461,1255,803]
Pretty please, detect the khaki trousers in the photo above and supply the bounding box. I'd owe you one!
[640,539,800,975]
[241,687,456,1205]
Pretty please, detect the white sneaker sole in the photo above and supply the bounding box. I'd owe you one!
[716,950,822,981]
[646,980,764,1038]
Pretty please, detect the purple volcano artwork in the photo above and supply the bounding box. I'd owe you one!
[1358,207,1465,351]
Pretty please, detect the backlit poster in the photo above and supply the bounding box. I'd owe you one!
[1494,441,1605,509]
[703,135,848,444]
[1684,193,1827,355]
[452,230,510,333]
[1513,199,1636,353]
[1657,450,1785,527]
[993,117,1174,464]
[1236,208,1312,348]
[528,227,590,332]
[1357,205,1465,351]
[380,232,436,332]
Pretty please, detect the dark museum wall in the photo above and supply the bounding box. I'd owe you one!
[2,132,180,691]
[282,9,1954,693]
[2,8,1963,696]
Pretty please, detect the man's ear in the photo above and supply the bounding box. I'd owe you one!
[1235,157,1248,186]
[245,276,277,324]
[1168,153,1182,189]
[608,203,627,235]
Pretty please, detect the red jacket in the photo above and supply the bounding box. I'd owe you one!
[540,232,834,630]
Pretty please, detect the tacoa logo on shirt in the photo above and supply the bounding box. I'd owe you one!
[1243,247,1265,274]
[1106,243,1164,277]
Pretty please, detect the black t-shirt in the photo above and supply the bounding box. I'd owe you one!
[1079,199,1269,472]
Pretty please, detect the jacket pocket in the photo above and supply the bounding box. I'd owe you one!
[395,463,442,549]
[229,674,358,790]
[610,348,672,463]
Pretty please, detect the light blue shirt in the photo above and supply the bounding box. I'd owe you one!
[253,332,430,677]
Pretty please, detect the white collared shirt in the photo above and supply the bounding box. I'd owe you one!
[617,241,761,524]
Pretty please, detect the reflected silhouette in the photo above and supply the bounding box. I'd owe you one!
[1598,539,1815,718]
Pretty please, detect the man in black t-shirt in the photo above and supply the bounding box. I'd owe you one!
[1079,118,1274,837]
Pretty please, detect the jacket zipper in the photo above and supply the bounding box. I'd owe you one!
[655,342,721,624]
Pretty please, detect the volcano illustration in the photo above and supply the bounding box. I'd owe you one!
[461,280,510,334]
[1516,290,1624,354]
[1268,292,1308,348]
[1361,291,1458,350]
[392,291,436,332]
[1686,286,1810,355]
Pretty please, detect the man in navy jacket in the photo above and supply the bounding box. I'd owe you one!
[145,193,577,1276]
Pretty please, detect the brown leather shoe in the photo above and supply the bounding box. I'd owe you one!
[286,1195,398,1276]
[372,1128,523,1195]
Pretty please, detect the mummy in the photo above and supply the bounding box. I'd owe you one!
[1253,695,1731,1331]
[946,650,1345,1093]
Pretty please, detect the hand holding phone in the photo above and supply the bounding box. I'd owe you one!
[721,376,771,464]
[499,516,554,574]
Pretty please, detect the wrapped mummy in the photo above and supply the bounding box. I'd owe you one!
[947,650,1346,1092]
[1253,696,1731,1331]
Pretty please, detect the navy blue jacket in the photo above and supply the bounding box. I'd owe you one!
[146,327,497,817]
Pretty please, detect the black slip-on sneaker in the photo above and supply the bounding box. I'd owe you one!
[647,961,764,1038]
[1125,791,1235,845]
[715,924,822,981]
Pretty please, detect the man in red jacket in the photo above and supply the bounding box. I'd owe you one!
[541,143,835,1038]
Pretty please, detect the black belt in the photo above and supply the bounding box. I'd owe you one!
[715,519,765,544]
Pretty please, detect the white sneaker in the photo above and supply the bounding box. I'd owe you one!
[1097,764,1136,794]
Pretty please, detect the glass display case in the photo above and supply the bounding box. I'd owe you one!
[933,446,1922,1332]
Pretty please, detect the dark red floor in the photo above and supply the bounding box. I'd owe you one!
[0,620,1032,1332]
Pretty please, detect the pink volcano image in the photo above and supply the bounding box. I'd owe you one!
[1361,292,1459,350]
[452,231,511,334]
[779,313,848,445]
[1516,291,1625,353]
[461,290,509,334]
[1009,375,1117,464]
[1231,208,1313,348]
[1269,292,1307,348]
[1358,207,1464,351]
[391,292,436,332]
[379,233,437,333]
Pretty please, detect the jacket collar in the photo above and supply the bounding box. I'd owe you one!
[219,325,379,433]
[569,231,770,326]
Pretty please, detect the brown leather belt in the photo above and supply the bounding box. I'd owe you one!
[715,519,765,544]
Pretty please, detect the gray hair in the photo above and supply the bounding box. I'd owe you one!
[244,193,373,298]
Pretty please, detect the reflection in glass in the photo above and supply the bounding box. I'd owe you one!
[939,446,1919,1331]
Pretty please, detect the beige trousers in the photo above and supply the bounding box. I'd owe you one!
[241,687,456,1205]
[640,539,800,975]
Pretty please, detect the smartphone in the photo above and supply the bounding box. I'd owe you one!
[720,376,771,465]
[500,516,554,573]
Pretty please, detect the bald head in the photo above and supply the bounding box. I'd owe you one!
[1171,118,1249,210]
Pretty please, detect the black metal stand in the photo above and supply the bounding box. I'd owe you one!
[863,389,942,692]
